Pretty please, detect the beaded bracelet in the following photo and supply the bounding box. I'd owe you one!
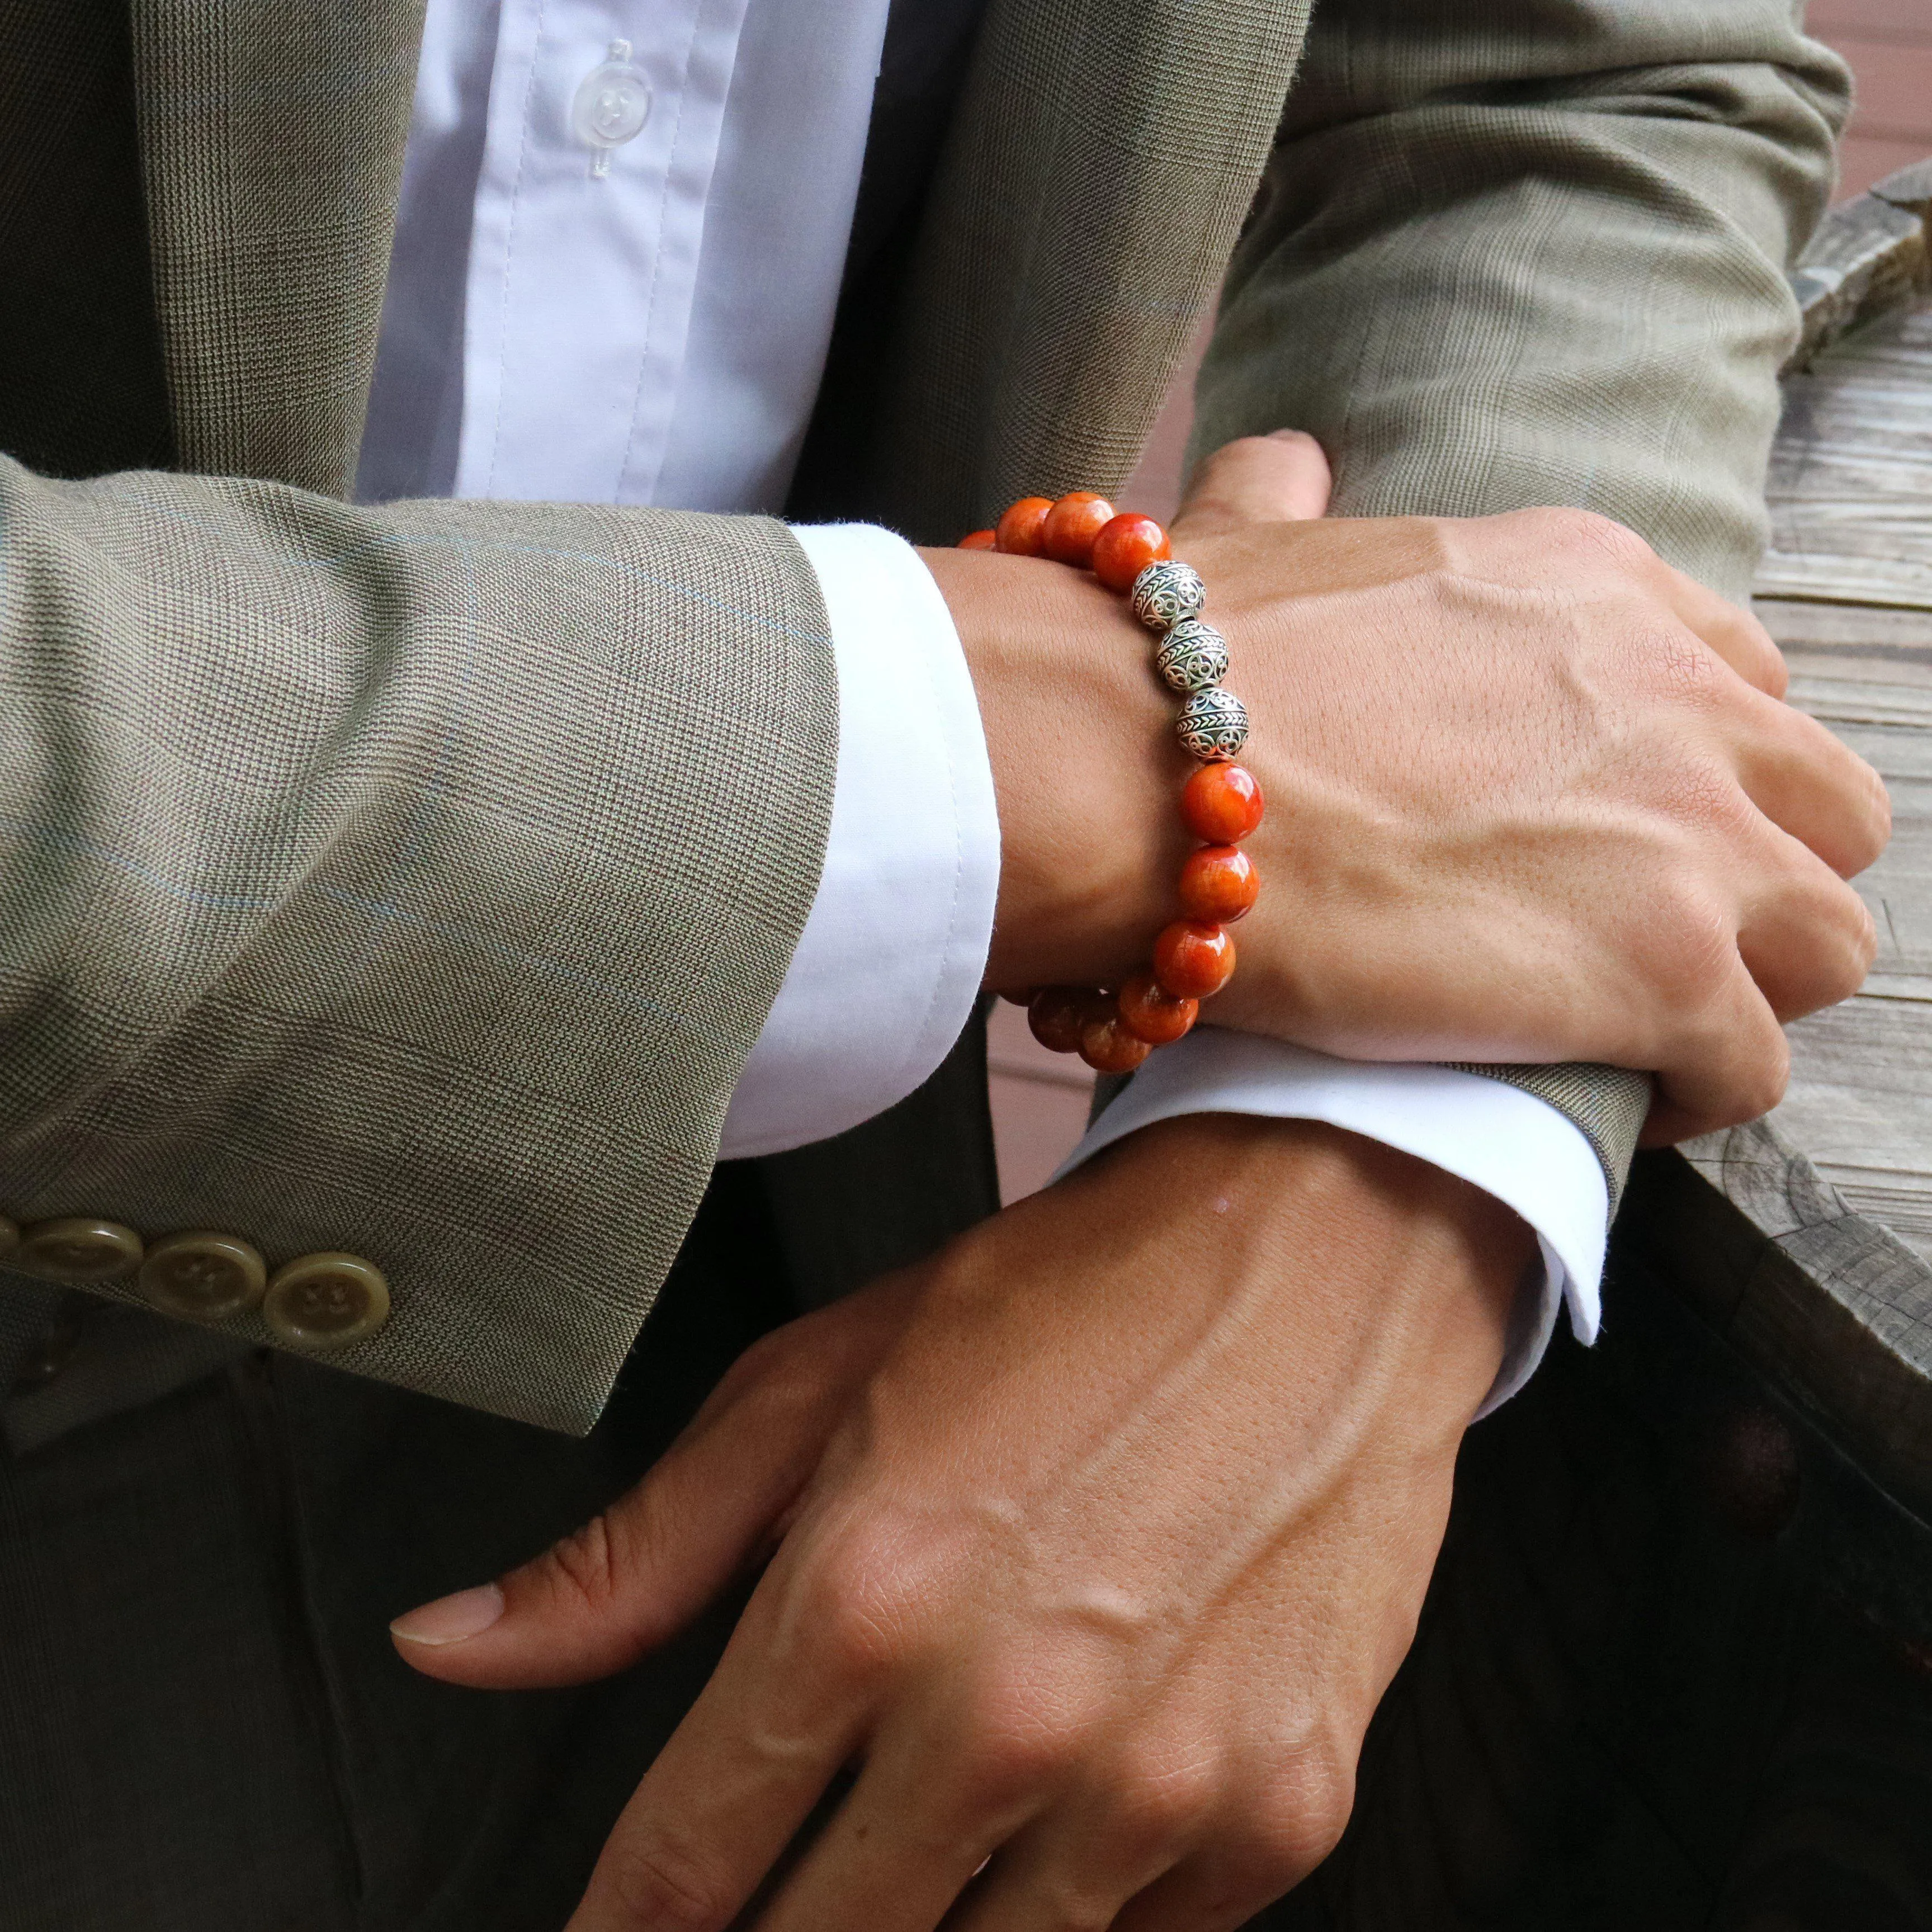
[959,492,1263,1074]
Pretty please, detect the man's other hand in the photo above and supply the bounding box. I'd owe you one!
[923,437,1890,1142]
[391,1115,1531,1929]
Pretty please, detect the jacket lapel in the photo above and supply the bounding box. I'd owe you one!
[130,0,426,496]
[870,0,1311,542]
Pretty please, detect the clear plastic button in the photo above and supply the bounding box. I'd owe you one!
[571,40,651,177]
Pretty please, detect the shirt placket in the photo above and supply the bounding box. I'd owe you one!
[455,0,754,506]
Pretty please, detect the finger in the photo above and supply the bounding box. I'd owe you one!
[566,1577,872,1932]
[1108,1851,1301,1932]
[1737,842,1877,1023]
[1727,690,1891,880]
[750,1721,1029,1932]
[391,1309,887,1688]
[1173,431,1332,537]
[1102,1760,1354,1932]
[1651,562,1788,698]
[941,1829,1174,1932]
[937,1753,1211,1932]
[1645,969,1791,1146]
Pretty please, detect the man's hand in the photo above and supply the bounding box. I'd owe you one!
[922,437,1890,1140]
[392,1116,1531,1929]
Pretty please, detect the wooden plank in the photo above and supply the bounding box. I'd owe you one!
[1751,261,1932,1289]
[1764,301,1932,604]
[1785,188,1927,371]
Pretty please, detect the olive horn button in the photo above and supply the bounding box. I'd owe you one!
[263,1253,390,1349]
[136,1231,268,1320]
[18,1217,144,1284]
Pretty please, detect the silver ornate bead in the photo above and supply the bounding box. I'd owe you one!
[1175,687,1249,761]
[1154,618,1229,694]
[1130,559,1206,631]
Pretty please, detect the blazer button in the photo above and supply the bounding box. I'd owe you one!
[136,1231,267,1320]
[0,1215,17,1261]
[17,1217,143,1284]
[263,1253,389,1349]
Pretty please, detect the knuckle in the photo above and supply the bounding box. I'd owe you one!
[802,1533,924,1690]
[1725,1026,1791,1126]
[537,1511,622,1614]
[599,1830,734,1931]
[1031,1887,1117,1932]
[1109,1745,1220,1845]
[1853,765,1894,872]
[1525,504,1652,569]
[1850,893,1881,978]
[1740,1060,1791,1127]
[1632,622,1726,708]
[1826,889,1879,1000]
[955,1692,1089,1806]
[1643,879,1737,1009]
[947,1650,1123,1811]
[1747,620,1791,699]
[1232,1751,1358,1887]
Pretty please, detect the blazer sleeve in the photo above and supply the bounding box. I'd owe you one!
[1193,0,1853,1197]
[0,459,837,1432]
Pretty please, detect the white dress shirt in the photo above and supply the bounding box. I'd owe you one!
[358,0,1610,1405]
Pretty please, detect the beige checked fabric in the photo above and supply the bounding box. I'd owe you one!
[0,466,835,1433]
[0,0,1848,1429]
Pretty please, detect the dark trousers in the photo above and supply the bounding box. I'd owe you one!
[8,1155,1932,1930]
[0,1174,791,1932]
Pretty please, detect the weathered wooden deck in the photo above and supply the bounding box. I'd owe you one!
[1679,159,1932,1518]
[1255,164,1932,1929]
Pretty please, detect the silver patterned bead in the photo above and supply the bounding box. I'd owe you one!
[1154,618,1229,694]
[1130,559,1206,631]
[1175,687,1249,761]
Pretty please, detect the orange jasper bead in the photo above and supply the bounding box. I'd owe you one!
[1154,920,1236,999]
[958,528,997,550]
[1079,1008,1154,1074]
[995,497,1055,556]
[1039,492,1116,569]
[1028,985,1093,1054]
[1117,970,1198,1045]
[1178,844,1260,923]
[1091,513,1172,593]
[1180,763,1264,844]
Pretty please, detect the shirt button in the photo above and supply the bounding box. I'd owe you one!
[263,1253,390,1349]
[136,1230,268,1320]
[17,1216,144,1284]
[571,40,651,166]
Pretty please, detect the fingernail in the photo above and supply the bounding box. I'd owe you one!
[391,1582,505,1646]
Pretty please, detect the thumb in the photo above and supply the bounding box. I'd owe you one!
[1172,429,1331,538]
[389,1309,886,1689]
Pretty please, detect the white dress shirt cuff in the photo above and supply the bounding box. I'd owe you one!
[1056,1029,1609,1416]
[721,522,1000,1158]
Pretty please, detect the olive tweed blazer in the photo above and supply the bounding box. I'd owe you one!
[0,0,1847,1430]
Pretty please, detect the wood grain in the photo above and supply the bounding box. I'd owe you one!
[1747,202,1932,1281]
[1247,160,1932,1932]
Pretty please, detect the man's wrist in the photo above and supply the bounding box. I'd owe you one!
[1061,1027,1612,1414]
[1056,1111,1531,1439]
[918,543,1184,991]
